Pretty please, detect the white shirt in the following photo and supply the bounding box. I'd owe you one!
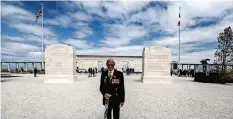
[108,69,114,79]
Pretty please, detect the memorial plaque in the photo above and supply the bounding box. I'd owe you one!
[44,44,77,83]
[141,46,172,83]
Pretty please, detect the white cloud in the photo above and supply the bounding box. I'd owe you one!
[1,3,32,17]
[63,39,93,49]
[45,15,73,28]
[1,3,35,23]
[70,12,93,22]
[178,49,217,64]
[9,23,56,37]
[101,23,147,47]
[73,27,94,39]
[2,42,40,53]
[100,37,131,47]
[2,35,25,42]
[1,1,233,64]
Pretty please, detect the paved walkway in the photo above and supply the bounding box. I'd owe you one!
[1,74,233,119]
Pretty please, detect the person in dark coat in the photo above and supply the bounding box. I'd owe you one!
[88,67,91,77]
[91,68,95,77]
[34,67,38,77]
[91,68,93,77]
[101,67,104,73]
[100,59,125,119]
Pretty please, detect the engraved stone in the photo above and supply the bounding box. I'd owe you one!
[141,46,172,83]
[44,44,77,83]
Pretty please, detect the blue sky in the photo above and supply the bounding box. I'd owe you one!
[1,0,233,69]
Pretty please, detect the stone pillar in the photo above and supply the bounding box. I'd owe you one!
[0,62,2,72]
[24,63,28,71]
[43,62,45,70]
[16,63,19,69]
[8,63,11,72]
[32,62,35,69]
[40,62,43,70]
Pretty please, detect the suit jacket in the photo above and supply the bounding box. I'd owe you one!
[99,69,125,105]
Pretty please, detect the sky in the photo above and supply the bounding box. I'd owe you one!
[1,0,233,68]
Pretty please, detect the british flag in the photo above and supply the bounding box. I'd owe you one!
[35,8,42,23]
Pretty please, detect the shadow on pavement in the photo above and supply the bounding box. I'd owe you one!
[1,75,23,82]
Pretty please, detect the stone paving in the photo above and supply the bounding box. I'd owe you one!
[1,74,233,119]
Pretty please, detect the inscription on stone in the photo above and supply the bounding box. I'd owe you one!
[44,44,77,83]
[141,46,172,83]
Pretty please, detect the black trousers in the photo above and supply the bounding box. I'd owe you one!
[107,96,120,119]
[34,72,37,77]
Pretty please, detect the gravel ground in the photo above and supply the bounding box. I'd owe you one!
[1,74,233,119]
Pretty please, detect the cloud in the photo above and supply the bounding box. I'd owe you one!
[2,35,25,42]
[63,38,93,49]
[101,23,147,47]
[1,3,35,23]
[9,23,56,37]
[1,1,233,64]
[2,42,40,53]
[73,27,94,39]
[70,12,93,22]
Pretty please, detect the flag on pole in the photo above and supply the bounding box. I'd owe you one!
[178,8,180,26]
[35,8,42,23]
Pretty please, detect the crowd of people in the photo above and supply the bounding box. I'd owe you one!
[125,68,135,75]
[88,67,98,77]
[178,69,195,77]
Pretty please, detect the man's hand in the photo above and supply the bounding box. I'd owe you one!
[104,93,112,99]
[120,102,124,107]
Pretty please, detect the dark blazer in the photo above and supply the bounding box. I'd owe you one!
[99,69,125,105]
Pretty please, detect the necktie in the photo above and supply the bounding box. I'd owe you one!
[109,71,112,79]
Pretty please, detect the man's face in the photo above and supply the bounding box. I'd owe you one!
[107,60,114,71]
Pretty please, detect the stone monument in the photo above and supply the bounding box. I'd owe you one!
[44,44,77,83]
[141,46,172,83]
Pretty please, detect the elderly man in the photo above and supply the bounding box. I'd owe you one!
[100,59,125,119]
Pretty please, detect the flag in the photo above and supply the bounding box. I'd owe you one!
[178,8,180,26]
[35,8,42,23]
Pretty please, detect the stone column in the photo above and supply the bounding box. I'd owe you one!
[40,62,43,70]
[32,62,35,69]
[43,62,45,70]
[24,63,28,71]
[8,63,11,72]
[0,62,2,72]
[16,63,19,69]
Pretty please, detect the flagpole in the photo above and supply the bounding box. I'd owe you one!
[178,7,181,69]
[41,2,44,70]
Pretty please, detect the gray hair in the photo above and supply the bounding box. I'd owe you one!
[106,58,115,66]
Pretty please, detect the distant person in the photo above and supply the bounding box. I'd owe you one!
[88,67,91,77]
[100,59,125,119]
[92,68,95,77]
[101,67,104,73]
[95,67,97,74]
[20,67,24,73]
[76,67,79,73]
[34,67,38,77]
[170,69,173,76]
